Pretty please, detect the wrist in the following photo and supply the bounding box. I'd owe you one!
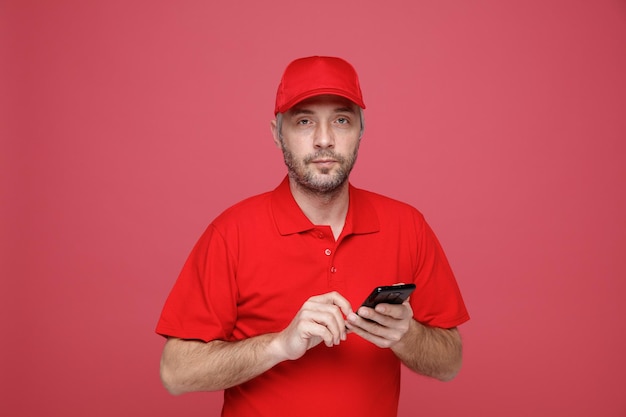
[391,318,420,353]
[266,332,292,363]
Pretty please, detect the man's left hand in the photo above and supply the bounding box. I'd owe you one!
[345,301,413,348]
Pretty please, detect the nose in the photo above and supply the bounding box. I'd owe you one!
[313,122,335,149]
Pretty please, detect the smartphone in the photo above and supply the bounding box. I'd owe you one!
[360,283,416,308]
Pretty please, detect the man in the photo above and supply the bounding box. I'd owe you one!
[156,56,469,417]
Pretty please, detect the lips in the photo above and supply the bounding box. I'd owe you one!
[310,159,338,170]
[306,152,342,165]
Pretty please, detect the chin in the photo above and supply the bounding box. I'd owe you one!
[308,177,347,193]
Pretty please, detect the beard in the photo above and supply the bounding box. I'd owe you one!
[280,145,359,195]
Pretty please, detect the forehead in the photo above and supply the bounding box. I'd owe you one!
[287,94,359,115]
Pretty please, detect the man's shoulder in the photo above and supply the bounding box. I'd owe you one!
[352,186,425,219]
[214,189,274,223]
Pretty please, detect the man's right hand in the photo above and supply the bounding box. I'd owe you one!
[271,291,353,361]
[160,291,353,394]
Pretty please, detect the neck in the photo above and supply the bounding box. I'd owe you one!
[288,178,350,240]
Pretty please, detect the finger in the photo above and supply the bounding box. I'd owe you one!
[352,306,408,337]
[306,292,352,341]
[295,319,335,348]
[345,313,395,345]
[348,325,401,348]
[345,312,404,348]
[354,305,394,327]
[300,308,346,345]
[309,291,353,316]
[373,302,412,320]
[348,310,393,336]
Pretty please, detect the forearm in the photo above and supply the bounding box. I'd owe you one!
[160,334,284,394]
[391,320,463,381]
[160,292,354,394]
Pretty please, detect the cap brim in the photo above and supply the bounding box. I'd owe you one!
[275,89,366,114]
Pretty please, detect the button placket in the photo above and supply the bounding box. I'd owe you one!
[311,227,344,290]
[326,244,344,290]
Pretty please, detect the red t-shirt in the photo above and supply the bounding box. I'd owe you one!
[156,177,469,416]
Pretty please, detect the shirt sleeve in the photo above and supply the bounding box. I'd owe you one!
[155,224,238,342]
[410,215,470,329]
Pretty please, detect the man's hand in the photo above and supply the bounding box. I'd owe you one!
[161,291,353,394]
[345,300,413,348]
[345,299,463,381]
[272,291,353,361]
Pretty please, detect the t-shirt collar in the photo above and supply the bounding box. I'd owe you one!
[271,176,380,236]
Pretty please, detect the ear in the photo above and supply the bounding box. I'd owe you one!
[270,119,281,149]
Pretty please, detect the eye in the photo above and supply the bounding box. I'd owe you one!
[336,117,350,125]
[297,119,312,125]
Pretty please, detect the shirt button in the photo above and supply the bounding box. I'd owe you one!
[324,249,332,256]
[317,232,325,238]
[330,266,337,273]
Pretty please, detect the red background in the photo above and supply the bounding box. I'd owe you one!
[2,1,626,416]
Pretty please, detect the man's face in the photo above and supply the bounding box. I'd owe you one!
[272,95,362,194]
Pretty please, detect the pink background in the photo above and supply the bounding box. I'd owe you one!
[2,1,626,416]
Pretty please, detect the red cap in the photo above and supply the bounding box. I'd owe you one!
[274,56,366,114]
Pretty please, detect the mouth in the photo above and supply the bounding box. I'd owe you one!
[310,159,337,168]
[306,152,342,169]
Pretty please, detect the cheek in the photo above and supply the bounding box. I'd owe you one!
[281,137,309,156]
[340,137,361,154]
